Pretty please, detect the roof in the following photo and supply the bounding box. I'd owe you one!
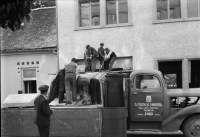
[130,69,163,77]
[0,7,57,52]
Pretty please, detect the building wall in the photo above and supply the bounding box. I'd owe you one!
[57,0,200,91]
[1,52,57,105]
[57,0,200,69]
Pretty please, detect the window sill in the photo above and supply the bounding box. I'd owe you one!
[74,23,133,31]
[153,17,200,24]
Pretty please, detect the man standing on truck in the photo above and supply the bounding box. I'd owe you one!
[104,48,117,71]
[65,58,78,104]
[84,45,99,72]
[98,43,105,70]
[84,45,91,72]
[34,85,53,137]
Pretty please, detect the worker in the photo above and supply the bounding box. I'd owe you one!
[84,45,99,72]
[65,58,78,104]
[98,43,105,70]
[104,48,117,71]
[34,85,53,137]
[84,45,91,72]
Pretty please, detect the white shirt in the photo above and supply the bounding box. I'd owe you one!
[105,50,113,59]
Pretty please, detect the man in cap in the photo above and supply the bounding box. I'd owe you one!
[98,43,105,70]
[104,48,117,71]
[34,85,53,137]
[65,58,78,104]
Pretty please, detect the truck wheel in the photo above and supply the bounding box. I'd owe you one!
[182,115,200,137]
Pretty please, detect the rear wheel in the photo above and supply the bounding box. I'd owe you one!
[182,115,200,137]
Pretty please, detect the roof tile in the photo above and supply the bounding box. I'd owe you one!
[0,7,57,52]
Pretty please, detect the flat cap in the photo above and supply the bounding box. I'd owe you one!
[100,43,104,46]
[38,85,49,91]
[71,58,77,63]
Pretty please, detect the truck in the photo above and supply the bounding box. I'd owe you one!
[1,69,200,137]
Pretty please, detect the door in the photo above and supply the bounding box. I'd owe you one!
[131,74,164,121]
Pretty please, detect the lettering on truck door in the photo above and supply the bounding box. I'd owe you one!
[131,74,164,121]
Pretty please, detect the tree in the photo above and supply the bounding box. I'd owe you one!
[0,0,33,31]
[0,0,55,31]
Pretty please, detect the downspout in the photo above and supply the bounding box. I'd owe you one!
[56,0,59,72]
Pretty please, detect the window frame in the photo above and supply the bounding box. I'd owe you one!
[75,0,133,30]
[21,67,37,94]
[134,74,163,90]
[106,0,129,25]
[153,0,200,24]
[79,0,100,27]
[188,58,200,88]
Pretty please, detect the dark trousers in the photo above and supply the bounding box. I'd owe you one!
[91,57,98,72]
[58,69,65,102]
[37,125,50,137]
[104,55,117,71]
[85,58,91,72]
[59,91,65,102]
[89,78,101,104]
[98,56,104,70]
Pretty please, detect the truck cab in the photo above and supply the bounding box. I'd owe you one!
[127,69,200,137]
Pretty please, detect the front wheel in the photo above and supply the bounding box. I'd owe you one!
[182,115,200,137]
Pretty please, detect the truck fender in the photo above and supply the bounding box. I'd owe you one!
[161,105,200,132]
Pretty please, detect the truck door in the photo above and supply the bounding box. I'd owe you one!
[130,74,164,121]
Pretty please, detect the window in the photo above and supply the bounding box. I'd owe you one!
[79,0,100,27]
[76,0,131,29]
[158,61,182,88]
[23,69,36,78]
[156,0,181,20]
[135,75,161,89]
[107,0,128,24]
[154,0,200,22]
[24,81,37,94]
[187,0,200,18]
[188,60,200,88]
[22,68,37,93]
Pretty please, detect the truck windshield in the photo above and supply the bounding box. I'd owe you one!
[135,75,161,89]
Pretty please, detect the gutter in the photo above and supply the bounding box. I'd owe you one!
[0,49,57,56]
[1,47,57,52]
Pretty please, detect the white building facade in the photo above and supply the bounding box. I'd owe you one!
[1,8,58,105]
[57,0,200,93]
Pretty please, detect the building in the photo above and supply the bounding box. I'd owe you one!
[57,0,200,93]
[0,7,58,104]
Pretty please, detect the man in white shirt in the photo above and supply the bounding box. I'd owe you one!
[104,48,117,71]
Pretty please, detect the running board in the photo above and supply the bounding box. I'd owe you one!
[127,130,183,135]
[129,129,161,132]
